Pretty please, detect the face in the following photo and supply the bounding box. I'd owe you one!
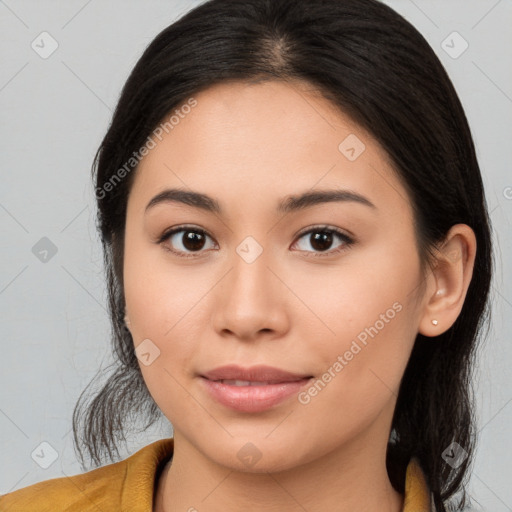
[123,79,428,472]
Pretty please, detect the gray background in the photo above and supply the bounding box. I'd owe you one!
[0,1,511,510]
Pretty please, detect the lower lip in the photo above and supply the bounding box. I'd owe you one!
[200,377,312,413]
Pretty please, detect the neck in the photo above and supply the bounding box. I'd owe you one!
[155,430,404,512]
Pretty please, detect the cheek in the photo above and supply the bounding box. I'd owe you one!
[124,264,203,379]
[123,227,206,340]
[123,236,213,409]
[300,238,421,400]
[301,240,419,342]
[295,297,415,448]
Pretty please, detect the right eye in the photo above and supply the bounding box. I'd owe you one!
[158,225,217,258]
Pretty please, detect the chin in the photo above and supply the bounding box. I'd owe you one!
[198,436,314,475]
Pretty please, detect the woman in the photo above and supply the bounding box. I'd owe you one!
[0,0,492,510]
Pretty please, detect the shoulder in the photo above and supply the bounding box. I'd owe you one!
[0,460,127,512]
[0,438,174,512]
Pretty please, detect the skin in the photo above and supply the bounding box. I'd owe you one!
[122,79,476,512]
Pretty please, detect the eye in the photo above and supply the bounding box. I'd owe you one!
[157,224,355,259]
[291,225,355,257]
[158,225,217,259]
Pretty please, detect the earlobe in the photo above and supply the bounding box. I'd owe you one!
[418,224,477,337]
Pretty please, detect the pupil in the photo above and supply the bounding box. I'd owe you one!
[179,230,334,253]
[311,231,332,252]
[183,231,205,251]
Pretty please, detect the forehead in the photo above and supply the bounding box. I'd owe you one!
[128,80,412,221]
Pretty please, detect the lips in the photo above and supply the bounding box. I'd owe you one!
[200,364,312,383]
[199,364,313,413]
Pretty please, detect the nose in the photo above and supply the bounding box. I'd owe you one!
[211,246,290,342]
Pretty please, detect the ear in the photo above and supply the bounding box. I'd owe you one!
[418,224,477,337]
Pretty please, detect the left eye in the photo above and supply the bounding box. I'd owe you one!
[292,227,354,256]
[158,225,354,258]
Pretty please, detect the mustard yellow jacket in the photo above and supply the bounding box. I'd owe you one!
[0,438,435,511]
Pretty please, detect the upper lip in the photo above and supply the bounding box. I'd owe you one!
[200,364,312,383]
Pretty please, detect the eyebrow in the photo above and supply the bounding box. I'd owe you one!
[145,187,377,215]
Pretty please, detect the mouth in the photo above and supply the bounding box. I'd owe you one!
[200,364,312,382]
[199,365,313,413]
[210,379,299,386]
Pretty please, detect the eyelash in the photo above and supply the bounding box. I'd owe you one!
[157,224,355,260]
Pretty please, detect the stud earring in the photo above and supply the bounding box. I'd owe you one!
[431,319,438,326]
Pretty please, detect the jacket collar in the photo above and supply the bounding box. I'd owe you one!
[402,457,436,511]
